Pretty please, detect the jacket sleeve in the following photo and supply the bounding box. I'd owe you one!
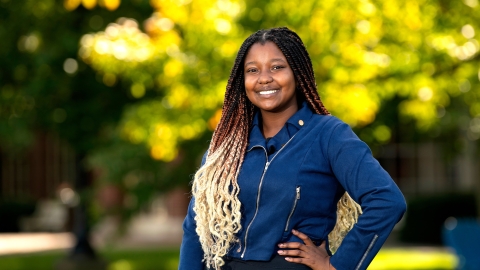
[179,152,207,270]
[326,121,406,270]
[179,197,204,270]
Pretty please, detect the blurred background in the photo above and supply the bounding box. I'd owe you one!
[0,0,479,269]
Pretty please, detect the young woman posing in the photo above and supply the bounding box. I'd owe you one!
[179,27,406,270]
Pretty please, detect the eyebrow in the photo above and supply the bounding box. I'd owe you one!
[244,58,287,67]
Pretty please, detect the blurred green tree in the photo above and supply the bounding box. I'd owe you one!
[0,0,157,267]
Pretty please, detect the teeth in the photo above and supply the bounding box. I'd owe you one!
[259,90,278,95]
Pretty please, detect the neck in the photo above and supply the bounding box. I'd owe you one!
[260,104,298,138]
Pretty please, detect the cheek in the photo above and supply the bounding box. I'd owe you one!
[244,78,255,92]
[287,73,296,89]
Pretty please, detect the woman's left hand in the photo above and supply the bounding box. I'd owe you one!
[277,229,336,270]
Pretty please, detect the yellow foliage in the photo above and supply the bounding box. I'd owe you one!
[220,40,241,58]
[350,65,378,83]
[152,31,181,50]
[324,84,379,127]
[124,125,146,144]
[64,0,81,10]
[65,0,121,10]
[399,100,438,130]
[358,1,377,16]
[79,18,160,81]
[193,119,206,133]
[309,13,329,33]
[341,43,364,66]
[214,18,232,35]
[470,102,480,116]
[332,68,350,83]
[373,125,391,143]
[131,83,146,99]
[101,0,120,11]
[405,1,422,30]
[150,144,178,161]
[167,84,190,108]
[180,125,196,139]
[103,73,117,87]
[151,0,190,25]
[163,60,184,78]
[208,109,222,131]
[321,55,337,69]
[82,0,97,9]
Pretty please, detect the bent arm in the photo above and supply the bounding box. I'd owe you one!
[327,121,406,270]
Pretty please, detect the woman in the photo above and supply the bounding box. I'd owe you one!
[179,27,406,270]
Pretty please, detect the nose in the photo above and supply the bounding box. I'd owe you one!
[258,71,273,84]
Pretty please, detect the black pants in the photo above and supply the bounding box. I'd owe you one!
[204,255,312,270]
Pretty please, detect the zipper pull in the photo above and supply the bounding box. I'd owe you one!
[265,162,270,171]
[296,186,301,199]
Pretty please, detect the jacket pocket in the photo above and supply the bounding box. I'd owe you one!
[284,186,301,231]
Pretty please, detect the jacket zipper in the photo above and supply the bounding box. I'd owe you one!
[355,234,378,270]
[240,150,268,258]
[284,186,301,231]
[241,134,298,258]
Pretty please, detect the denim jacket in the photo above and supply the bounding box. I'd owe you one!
[179,102,406,270]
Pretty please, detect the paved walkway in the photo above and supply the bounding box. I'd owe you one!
[0,215,184,255]
[0,232,74,255]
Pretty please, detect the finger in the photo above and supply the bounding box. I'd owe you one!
[277,249,304,257]
[292,229,315,246]
[278,242,304,249]
[284,256,312,265]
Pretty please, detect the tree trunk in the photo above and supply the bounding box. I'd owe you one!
[56,154,107,270]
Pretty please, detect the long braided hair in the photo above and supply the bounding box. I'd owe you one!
[192,27,362,269]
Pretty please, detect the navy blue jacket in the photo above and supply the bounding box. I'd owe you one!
[180,102,406,270]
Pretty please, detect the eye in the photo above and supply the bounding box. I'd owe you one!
[246,67,258,73]
[272,65,285,70]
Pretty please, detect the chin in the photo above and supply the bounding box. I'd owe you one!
[257,104,279,111]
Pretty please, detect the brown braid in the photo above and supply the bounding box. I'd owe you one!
[192,27,360,269]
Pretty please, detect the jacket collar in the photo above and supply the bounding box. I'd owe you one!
[248,101,314,152]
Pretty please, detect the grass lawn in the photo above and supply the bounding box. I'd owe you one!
[369,248,458,270]
[0,247,458,270]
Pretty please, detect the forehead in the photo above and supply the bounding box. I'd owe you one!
[245,41,287,62]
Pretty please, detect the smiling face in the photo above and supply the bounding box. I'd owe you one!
[244,41,298,115]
